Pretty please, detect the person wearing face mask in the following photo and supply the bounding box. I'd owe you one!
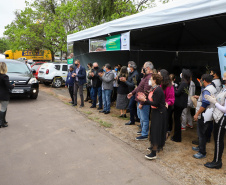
[65,65,75,104]
[111,65,119,103]
[98,63,114,114]
[210,67,222,94]
[192,74,217,159]
[137,74,167,159]
[85,63,93,102]
[171,69,191,142]
[88,62,102,109]
[127,61,153,140]
[124,61,140,125]
[204,72,226,169]
[72,59,86,108]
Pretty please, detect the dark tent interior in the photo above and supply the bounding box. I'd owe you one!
[73,13,226,83]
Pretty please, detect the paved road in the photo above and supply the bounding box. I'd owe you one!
[0,91,173,185]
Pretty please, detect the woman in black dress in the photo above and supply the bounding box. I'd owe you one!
[0,62,14,127]
[137,74,167,159]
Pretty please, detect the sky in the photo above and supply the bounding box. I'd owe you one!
[0,0,174,38]
[0,0,27,37]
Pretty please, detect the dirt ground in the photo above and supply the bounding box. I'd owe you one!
[40,84,226,185]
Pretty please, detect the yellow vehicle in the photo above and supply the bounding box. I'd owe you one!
[4,50,52,61]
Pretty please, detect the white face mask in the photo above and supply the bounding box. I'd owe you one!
[148,79,152,86]
[127,67,131,73]
[180,73,182,79]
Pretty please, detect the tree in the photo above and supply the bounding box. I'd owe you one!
[0,38,10,54]
[4,0,170,61]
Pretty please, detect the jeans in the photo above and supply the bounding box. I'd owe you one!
[137,103,150,137]
[197,117,212,155]
[92,87,102,108]
[129,95,138,123]
[102,89,112,112]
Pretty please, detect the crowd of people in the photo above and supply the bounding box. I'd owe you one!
[1,59,226,170]
[64,59,226,169]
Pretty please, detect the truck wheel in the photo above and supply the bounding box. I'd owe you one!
[52,77,62,88]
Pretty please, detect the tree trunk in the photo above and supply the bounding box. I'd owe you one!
[51,50,55,62]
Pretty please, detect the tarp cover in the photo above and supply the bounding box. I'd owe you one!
[67,0,226,43]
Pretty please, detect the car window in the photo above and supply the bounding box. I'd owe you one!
[62,65,67,71]
[54,65,61,70]
[32,65,41,70]
[6,62,30,74]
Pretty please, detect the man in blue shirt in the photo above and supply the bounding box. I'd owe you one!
[65,65,75,104]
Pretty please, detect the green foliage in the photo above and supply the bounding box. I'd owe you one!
[0,38,10,53]
[4,0,170,59]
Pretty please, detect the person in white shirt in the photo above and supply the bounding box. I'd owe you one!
[210,67,222,93]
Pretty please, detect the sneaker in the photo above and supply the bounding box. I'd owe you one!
[137,131,141,135]
[181,127,186,131]
[192,139,199,145]
[147,147,152,151]
[145,152,157,160]
[186,124,193,129]
[192,146,199,152]
[193,152,206,159]
[135,136,148,141]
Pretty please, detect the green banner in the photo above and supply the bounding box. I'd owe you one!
[67,58,73,65]
[106,34,121,51]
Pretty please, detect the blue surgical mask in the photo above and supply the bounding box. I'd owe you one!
[103,69,106,72]
[115,68,118,72]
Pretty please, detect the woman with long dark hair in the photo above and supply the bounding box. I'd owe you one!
[0,62,14,127]
[116,66,129,117]
[159,69,175,138]
[171,69,191,142]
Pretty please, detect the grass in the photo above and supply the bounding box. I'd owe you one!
[82,111,93,115]
[88,116,112,128]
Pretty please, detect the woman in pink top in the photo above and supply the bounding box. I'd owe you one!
[159,69,175,138]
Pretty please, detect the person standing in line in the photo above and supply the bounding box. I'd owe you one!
[0,62,15,127]
[65,65,75,104]
[85,63,93,102]
[181,76,196,130]
[116,66,129,117]
[210,67,222,93]
[204,73,226,169]
[171,69,191,142]
[127,61,153,140]
[192,74,217,159]
[125,61,140,125]
[111,65,119,103]
[159,69,175,139]
[137,74,167,159]
[98,64,114,114]
[72,59,86,108]
[88,62,102,109]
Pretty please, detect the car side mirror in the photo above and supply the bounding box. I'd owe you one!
[32,69,36,74]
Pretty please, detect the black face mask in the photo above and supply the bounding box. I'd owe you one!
[75,64,78,67]
[222,80,226,85]
[94,67,98,70]
[143,68,146,74]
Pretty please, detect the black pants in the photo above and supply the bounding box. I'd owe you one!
[86,85,91,100]
[129,95,138,123]
[73,81,84,106]
[68,86,74,103]
[167,105,174,132]
[172,106,184,141]
[213,117,226,162]
[197,117,212,155]
[111,87,118,102]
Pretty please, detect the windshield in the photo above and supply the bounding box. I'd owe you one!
[31,65,41,70]
[6,62,31,74]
